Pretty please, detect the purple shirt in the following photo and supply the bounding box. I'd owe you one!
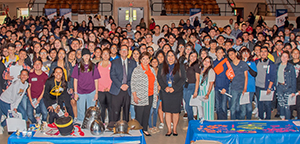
[72,64,101,94]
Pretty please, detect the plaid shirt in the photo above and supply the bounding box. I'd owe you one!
[2,61,31,89]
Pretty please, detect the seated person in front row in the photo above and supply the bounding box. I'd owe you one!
[43,67,74,124]
[0,69,29,128]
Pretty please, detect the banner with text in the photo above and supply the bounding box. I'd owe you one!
[45,9,57,20]
[276,9,288,28]
[189,8,201,25]
[60,8,72,21]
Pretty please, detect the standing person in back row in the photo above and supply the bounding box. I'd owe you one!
[109,45,137,125]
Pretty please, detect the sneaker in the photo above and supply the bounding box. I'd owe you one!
[158,123,164,129]
[171,123,173,129]
[153,127,160,133]
[73,117,78,123]
[264,112,266,119]
[252,107,258,114]
[254,112,259,118]
[0,115,6,123]
[0,126,3,134]
[227,110,230,117]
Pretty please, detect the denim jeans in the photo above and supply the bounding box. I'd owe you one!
[215,90,228,120]
[256,87,272,119]
[27,98,48,123]
[149,95,159,128]
[0,99,26,126]
[19,95,28,121]
[183,83,196,121]
[77,90,96,122]
[246,92,255,120]
[276,85,291,119]
[229,89,245,120]
[130,104,135,120]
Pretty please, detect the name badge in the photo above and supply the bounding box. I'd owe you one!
[31,78,38,81]
[263,65,268,69]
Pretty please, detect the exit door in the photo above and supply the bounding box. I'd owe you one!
[118,7,144,28]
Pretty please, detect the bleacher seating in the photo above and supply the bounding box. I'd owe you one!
[44,0,100,14]
[164,0,220,15]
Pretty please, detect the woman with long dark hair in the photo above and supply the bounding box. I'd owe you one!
[183,51,200,122]
[43,67,73,123]
[198,56,215,120]
[71,49,100,124]
[157,50,186,136]
[155,50,165,129]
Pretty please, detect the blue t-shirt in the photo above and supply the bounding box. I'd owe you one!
[246,61,257,92]
[230,61,249,91]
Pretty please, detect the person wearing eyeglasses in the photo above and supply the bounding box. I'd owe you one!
[147,46,155,56]
[109,45,137,126]
[232,36,244,51]
[272,40,284,64]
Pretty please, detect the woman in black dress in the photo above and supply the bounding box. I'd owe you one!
[157,50,186,136]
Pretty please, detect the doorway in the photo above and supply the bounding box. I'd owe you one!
[118,7,144,28]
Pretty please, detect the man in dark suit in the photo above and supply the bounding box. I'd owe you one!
[109,45,137,123]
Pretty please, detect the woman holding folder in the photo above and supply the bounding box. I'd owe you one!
[276,51,296,120]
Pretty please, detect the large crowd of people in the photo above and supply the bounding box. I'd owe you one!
[0,13,299,137]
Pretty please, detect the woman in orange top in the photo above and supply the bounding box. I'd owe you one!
[131,52,158,136]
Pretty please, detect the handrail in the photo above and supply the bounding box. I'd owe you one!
[30,2,113,16]
[286,0,295,9]
[150,1,233,16]
[256,2,300,15]
[253,3,260,15]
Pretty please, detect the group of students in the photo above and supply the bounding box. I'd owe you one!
[0,14,299,136]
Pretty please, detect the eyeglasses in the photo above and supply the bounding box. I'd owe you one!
[16,44,22,47]
[179,46,185,49]
[276,44,282,46]
[111,47,117,50]
[148,49,153,52]
[186,48,192,51]
[40,52,47,55]
[120,49,128,51]
[205,39,210,41]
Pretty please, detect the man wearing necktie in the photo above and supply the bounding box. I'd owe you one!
[109,45,137,123]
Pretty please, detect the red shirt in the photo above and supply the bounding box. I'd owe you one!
[28,71,48,99]
[246,26,253,33]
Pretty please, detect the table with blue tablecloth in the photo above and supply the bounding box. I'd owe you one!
[185,120,300,144]
[8,130,146,144]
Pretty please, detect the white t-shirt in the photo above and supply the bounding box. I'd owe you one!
[0,79,28,110]
[9,64,23,82]
[152,33,164,45]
